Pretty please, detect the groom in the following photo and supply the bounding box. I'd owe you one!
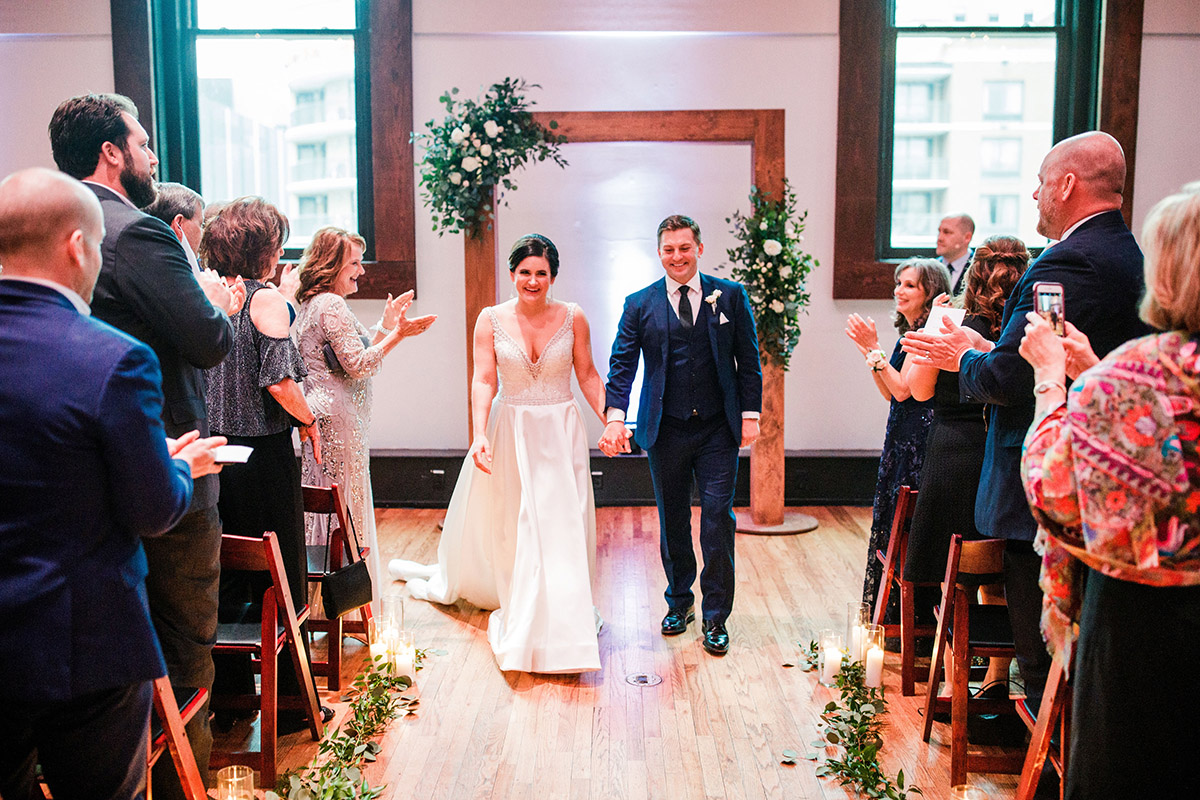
[600,215,762,655]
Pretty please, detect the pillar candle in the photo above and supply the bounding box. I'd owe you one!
[864,644,884,688]
[821,645,841,684]
[848,625,864,663]
[394,645,416,683]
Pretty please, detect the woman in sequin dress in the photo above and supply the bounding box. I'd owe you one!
[390,234,607,673]
[293,227,436,612]
[845,259,949,623]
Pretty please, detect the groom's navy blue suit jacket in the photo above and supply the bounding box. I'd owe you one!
[958,209,1151,542]
[605,273,762,450]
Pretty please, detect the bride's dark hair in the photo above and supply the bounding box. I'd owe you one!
[508,233,559,278]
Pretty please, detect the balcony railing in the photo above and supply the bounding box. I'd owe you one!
[290,104,325,126]
[290,161,327,181]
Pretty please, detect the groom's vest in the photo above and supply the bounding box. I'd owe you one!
[662,299,722,422]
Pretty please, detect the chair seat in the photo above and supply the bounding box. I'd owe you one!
[150,687,206,745]
[217,621,286,650]
[965,604,1013,649]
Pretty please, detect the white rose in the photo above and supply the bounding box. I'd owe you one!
[770,299,785,313]
[751,295,763,305]
[479,143,493,157]
[484,119,500,138]
[461,156,480,172]
[449,128,465,145]
[779,265,792,278]
[448,172,462,185]
[471,138,481,148]
[759,221,768,231]
[462,179,470,187]
[763,239,783,257]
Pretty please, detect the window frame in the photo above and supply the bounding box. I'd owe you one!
[111,0,415,298]
[833,0,1145,299]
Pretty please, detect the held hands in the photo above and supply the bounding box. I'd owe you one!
[470,434,493,474]
[597,420,633,457]
[844,313,880,357]
[166,430,227,478]
[384,290,437,339]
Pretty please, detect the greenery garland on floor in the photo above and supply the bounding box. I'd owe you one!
[787,641,923,799]
[267,648,444,800]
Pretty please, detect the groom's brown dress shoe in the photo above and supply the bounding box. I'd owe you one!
[702,619,729,655]
[661,606,695,636]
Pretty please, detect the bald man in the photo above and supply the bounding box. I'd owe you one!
[903,132,1152,711]
[0,168,223,800]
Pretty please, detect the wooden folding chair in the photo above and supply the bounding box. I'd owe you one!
[304,483,374,691]
[147,677,208,800]
[872,485,935,695]
[921,535,1024,785]
[1015,652,1072,800]
[210,532,324,786]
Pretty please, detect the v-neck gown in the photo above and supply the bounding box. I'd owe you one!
[390,303,600,673]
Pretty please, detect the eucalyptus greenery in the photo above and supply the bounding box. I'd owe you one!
[267,648,443,800]
[412,77,567,237]
[796,646,922,799]
[724,181,818,369]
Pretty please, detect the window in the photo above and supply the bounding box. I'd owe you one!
[834,0,1137,298]
[150,0,373,256]
[981,194,1021,233]
[875,2,1081,261]
[980,138,1022,177]
[983,81,1025,121]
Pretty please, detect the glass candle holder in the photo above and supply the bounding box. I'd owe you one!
[393,630,417,684]
[862,623,886,688]
[216,764,254,800]
[950,786,990,800]
[380,593,405,633]
[846,601,870,663]
[817,628,843,687]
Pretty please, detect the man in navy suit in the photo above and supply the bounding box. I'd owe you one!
[903,132,1151,706]
[49,93,238,794]
[600,215,762,655]
[0,168,224,800]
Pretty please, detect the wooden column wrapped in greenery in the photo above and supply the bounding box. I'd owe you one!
[725,181,819,534]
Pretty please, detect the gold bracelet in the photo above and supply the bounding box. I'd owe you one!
[1033,379,1066,396]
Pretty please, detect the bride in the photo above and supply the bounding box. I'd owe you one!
[390,234,606,673]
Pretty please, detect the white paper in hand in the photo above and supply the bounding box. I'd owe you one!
[212,445,253,464]
[923,305,965,333]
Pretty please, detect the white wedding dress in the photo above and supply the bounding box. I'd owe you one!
[390,303,600,673]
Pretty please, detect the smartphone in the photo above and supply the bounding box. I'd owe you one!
[1032,281,1065,336]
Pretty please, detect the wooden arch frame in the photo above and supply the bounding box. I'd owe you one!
[462,108,796,527]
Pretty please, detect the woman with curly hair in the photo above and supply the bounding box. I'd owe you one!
[904,235,1030,696]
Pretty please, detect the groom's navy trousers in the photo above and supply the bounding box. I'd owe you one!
[605,273,761,625]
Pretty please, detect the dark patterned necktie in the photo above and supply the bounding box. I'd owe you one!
[678,285,694,330]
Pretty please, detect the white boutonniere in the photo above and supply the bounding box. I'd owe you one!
[705,289,721,311]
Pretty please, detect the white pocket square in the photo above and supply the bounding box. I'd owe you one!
[719,312,730,324]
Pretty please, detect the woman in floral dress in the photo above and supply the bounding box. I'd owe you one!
[1020,188,1200,799]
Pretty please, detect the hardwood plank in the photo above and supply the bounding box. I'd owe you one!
[263,506,1021,800]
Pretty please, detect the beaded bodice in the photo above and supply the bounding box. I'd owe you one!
[489,303,575,406]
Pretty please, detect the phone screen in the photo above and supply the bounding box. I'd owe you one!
[1033,281,1065,336]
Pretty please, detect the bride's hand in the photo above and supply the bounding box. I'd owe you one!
[469,434,492,474]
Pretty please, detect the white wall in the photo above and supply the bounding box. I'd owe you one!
[4,0,1199,454]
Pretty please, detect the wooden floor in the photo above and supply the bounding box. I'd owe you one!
[250,505,1023,799]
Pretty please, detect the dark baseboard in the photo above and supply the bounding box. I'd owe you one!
[369,450,879,508]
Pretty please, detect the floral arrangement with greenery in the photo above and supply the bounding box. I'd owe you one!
[724,180,818,369]
[412,77,567,237]
[269,647,444,800]
[786,641,922,799]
